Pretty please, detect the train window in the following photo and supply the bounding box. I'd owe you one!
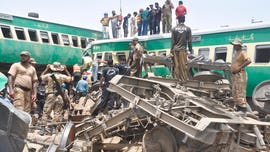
[215,47,227,62]
[72,36,78,47]
[198,48,209,60]
[96,53,102,60]
[62,34,70,46]
[81,38,87,48]
[15,27,25,40]
[255,45,270,63]
[40,31,49,43]
[148,51,156,56]
[1,25,12,38]
[51,33,59,44]
[158,51,166,57]
[88,38,94,43]
[105,53,112,61]
[28,29,38,42]
[117,52,126,62]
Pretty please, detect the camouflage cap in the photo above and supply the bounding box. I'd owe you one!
[230,38,243,46]
[29,58,37,64]
[20,51,30,57]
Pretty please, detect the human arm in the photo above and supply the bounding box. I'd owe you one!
[63,65,71,77]
[170,30,175,53]
[31,80,38,102]
[99,76,105,89]
[233,57,251,74]
[7,75,14,99]
[187,27,193,54]
[41,64,50,77]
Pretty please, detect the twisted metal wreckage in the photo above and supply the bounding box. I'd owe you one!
[1,57,270,152]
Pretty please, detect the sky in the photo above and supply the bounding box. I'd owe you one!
[1,0,270,32]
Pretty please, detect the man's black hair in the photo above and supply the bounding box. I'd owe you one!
[107,59,113,66]
[179,1,183,5]
[178,15,185,23]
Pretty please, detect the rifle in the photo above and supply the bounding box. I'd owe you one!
[50,74,69,109]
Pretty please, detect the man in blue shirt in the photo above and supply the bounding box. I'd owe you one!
[74,75,89,114]
[76,75,89,97]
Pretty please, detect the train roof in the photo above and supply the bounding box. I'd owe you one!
[89,22,270,46]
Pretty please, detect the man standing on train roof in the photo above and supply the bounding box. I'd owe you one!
[7,51,38,113]
[230,38,251,112]
[171,15,192,83]
[130,37,143,78]
[175,1,187,18]
[149,4,156,35]
[39,62,71,135]
[111,10,121,38]
[123,13,131,37]
[100,12,110,39]
[155,2,162,34]
[162,0,174,33]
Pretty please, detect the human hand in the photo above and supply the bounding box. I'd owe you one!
[31,94,37,102]
[9,89,14,99]
[46,64,50,69]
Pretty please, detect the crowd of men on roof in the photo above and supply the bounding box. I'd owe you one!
[100,0,187,39]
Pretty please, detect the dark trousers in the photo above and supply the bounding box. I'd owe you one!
[155,19,161,34]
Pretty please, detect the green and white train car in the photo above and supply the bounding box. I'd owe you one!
[0,13,103,73]
[85,23,270,99]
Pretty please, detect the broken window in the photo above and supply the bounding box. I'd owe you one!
[215,47,227,62]
[158,51,167,57]
[1,25,12,38]
[198,48,210,60]
[15,27,25,40]
[51,33,59,44]
[81,37,87,48]
[96,53,102,60]
[62,34,69,46]
[117,52,126,62]
[255,45,270,63]
[72,36,78,47]
[40,31,49,43]
[104,53,112,61]
[28,29,38,42]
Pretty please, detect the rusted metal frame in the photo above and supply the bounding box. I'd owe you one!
[112,75,176,101]
[109,82,234,144]
[195,117,270,131]
[143,55,172,67]
[108,82,200,137]
[187,61,231,71]
[96,143,142,151]
[76,108,135,139]
[148,77,230,92]
[112,75,233,121]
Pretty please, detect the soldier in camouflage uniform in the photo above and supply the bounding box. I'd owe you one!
[230,38,251,112]
[39,62,71,135]
[170,15,192,82]
[130,38,143,78]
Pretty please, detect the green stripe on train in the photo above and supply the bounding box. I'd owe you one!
[246,66,270,97]
[0,39,82,65]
